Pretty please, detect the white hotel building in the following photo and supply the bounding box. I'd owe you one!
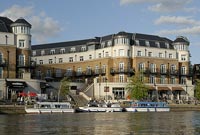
[31,31,194,101]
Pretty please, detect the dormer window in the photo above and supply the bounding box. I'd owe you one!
[60,48,65,54]
[135,40,139,46]
[70,47,76,53]
[32,51,36,56]
[107,41,112,46]
[50,49,55,55]
[156,42,160,48]
[41,50,45,56]
[165,42,169,48]
[81,46,86,52]
[145,41,150,46]
[101,42,105,48]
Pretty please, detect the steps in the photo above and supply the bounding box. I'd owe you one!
[69,94,88,107]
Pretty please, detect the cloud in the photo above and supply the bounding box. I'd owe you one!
[120,0,196,13]
[0,5,62,44]
[157,26,200,36]
[155,16,200,26]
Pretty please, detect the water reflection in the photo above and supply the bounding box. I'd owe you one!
[0,112,200,134]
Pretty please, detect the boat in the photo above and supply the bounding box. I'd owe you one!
[25,102,75,114]
[78,100,122,112]
[125,101,170,112]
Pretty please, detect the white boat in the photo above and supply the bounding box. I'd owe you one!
[25,102,75,114]
[78,100,122,112]
[125,101,170,112]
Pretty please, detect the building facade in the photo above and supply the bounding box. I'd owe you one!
[31,31,194,101]
[0,16,46,100]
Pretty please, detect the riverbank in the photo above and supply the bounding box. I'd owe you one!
[1,104,200,114]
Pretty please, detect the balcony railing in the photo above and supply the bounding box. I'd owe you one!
[110,67,135,75]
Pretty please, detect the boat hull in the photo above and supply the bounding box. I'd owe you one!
[125,107,170,112]
[78,107,122,112]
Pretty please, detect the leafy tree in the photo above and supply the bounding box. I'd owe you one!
[126,73,149,100]
[195,79,200,100]
[58,77,70,102]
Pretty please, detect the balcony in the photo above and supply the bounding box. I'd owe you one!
[17,61,36,69]
[110,67,135,75]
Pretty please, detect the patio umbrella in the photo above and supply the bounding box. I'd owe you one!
[19,92,27,97]
[28,92,37,97]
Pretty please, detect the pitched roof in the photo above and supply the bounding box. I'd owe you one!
[31,38,98,50]
[11,18,31,27]
[0,16,13,32]
[174,36,189,44]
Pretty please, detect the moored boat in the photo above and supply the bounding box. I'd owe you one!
[78,100,122,112]
[25,102,75,114]
[125,101,170,112]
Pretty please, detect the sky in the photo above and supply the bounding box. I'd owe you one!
[0,0,200,64]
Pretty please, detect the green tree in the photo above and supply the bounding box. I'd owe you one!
[126,73,149,100]
[58,77,70,102]
[195,79,200,100]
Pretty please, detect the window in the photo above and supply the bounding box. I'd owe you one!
[86,66,92,75]
[181,55,186,61]
[32,51,36,56]
[181,66,186,75]
[46,69,51,77]
[150,63,156,73]
[50,49,55,55]
[69,57,73,62]
[119,74,124,82]
[145,41,150,46]
[137,51,142,56]
[149,75,155,84]
[101,42,105,48]
[70,47,76,53]
[18,55,25,66]
[119,63,124,72]
[59,58,63,63]
[81,46,86,52]
[135,40,139,45]
[65,68,72,77]
[95,65,99,74]
[55,69,62,77]
[89,55,92,59]
[138,63,145,71]
[105,52,109,57]
[155,42,160,48]
[19,40,25,47]
[49,59,53,64]
[102,65,106,74]
[60,48,65,54]
[169,53,173,58]
[170,76,175,84]
[41,50,45,56]
[107,41,112,46]
[0,67,3,78]
[99,53,101,58]
[39,60,43,65]
[165,42,169,48]
[159,53,163,58]
[127,50,130,57]
[119,49,124,56]
[160,75,166,84]
[181,77,186,84]
[77,67,82,76]
[80,56,84,61]
[160,64,166,74]
[148,52,152,57]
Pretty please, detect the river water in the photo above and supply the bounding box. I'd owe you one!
[0,111,200,135]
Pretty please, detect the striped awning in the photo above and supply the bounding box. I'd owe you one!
[172,87,184,91]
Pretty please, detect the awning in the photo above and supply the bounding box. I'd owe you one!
[172,87,184,91]
[157,87,171,91]
[6,81,27,88]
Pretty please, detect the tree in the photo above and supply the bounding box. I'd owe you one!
[58,77,70,102]
[126,72,149,100]
[195,79,200,100]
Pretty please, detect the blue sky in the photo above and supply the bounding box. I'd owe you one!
[1,0,200,64]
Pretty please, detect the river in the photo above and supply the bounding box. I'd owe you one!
[0,111,200,135]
